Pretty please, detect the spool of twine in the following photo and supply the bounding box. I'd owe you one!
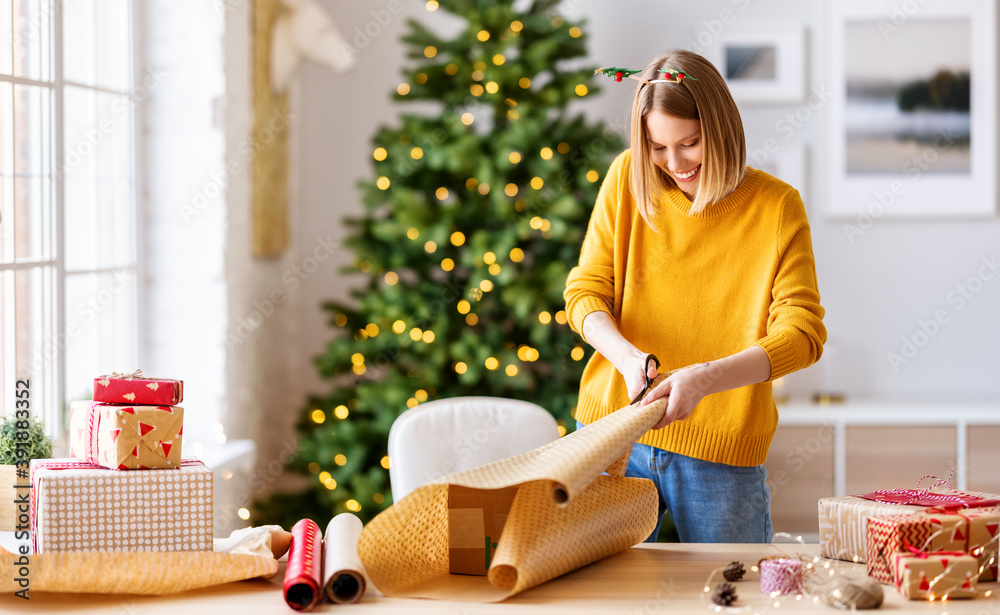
[759,558,805,596]
[813,575,884,610]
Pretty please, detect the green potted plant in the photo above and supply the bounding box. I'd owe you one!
[1,416,53,531]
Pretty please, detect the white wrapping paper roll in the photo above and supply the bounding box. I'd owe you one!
[323,513,368,603]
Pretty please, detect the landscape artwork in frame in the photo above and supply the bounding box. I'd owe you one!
[710,25,806,104]
[825,0,997,219]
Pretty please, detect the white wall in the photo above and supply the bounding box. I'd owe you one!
[291,0,1000,407]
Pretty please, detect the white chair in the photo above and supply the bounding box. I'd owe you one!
[387,397,560,502]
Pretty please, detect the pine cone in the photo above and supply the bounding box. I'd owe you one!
[723,560,746,582]
[712,582,738,607]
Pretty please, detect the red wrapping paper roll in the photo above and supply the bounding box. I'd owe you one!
[283,518,323,611]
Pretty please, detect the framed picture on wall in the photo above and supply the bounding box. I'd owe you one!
[824,0,997,219]
[710,25,806,104]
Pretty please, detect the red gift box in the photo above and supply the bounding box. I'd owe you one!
[94,371,183,405]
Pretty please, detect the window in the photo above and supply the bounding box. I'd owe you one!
[1,0,137,440]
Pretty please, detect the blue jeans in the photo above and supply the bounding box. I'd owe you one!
[578,422,773,543]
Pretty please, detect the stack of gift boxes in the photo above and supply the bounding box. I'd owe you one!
[30,373,214,553]
[819,489,999,600]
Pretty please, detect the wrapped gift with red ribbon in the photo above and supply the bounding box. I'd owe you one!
[30,458,213,553]
[891,547,978,600]
[70,400,183,469]
[819,474,1000,564]
[93,370,183,405]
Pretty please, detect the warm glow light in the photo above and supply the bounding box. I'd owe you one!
[334,405,349,419]
[461,112,474,125]
[455,362,468,374]
[445,63,458,75]
[415,389,428,402]
[422,330,435,343]
[557,425,566,437]
[425,0,438,10]
[373,147,387,161]
[415,72,428,84]
[472,69,484,81]
[558,142,570,154]
[477,183,490,195]
[485,81,499,94]
[509,247,524,262]
[381,456,391,469]
[406,397,418,408]
[373,493,385,504]
[571,347,585,361]
[508,152,521,164]
[519,77,531,89]
[505,364,518,376]
[406,227,419,240]
[471,84,484,96]
[324,478,337,490]
[345,499,361,512]
[555,310,567,324]
[505,183,518,197]
[410,327,423,341]
[351,353,365,365]
[238,507,250,520]
[529,216,543,230]
[457,300,471,314]
[424,240,437,253]
[352,364,366,375]
[530,177,544,190]
[493,54,505,65]
[319,471,332,483]
[575,84,588,96]
[436,187,449,200]
[540,147,553,160]
[466,313,479,325]
[441,258,455,272]
[365,323,379,337]
[586,169,599,182]
[397,83,410,95]
[451,231,466,246]
[479,280,494,292]
[483,251,496,264]
[410,147,423,159]
[377,176,390,190]
[510,20,523,32]
[538,311,552,324]
[488,264,501,275]
[424,46,437,58]
[311,409,326,423]
[392,320,406,334]
[334,313,348,326]
[477,29,490,41]
[485,357,499,370]
[384,271,398,285]
[474,61,486,71]
[335,454,347,466]
[569,26,582,38]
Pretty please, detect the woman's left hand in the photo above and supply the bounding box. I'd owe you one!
[640,363,710,430]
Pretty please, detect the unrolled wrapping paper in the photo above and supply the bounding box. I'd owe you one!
[323,513,368,603]
[357,375,672,602]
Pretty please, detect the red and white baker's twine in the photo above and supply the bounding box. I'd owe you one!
[871,470,987,507]
[759,558,805,596]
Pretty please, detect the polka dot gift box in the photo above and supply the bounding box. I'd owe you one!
[29,458,213,554]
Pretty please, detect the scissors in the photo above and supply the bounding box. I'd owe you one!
[629,353,661,405]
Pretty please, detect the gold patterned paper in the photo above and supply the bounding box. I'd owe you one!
[358,376,672,602]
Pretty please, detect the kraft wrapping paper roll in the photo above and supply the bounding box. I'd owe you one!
[323,513,368,603]
[358,374,674,602]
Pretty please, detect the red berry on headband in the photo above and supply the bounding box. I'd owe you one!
[615,71,623,82]
[677,73,686,81]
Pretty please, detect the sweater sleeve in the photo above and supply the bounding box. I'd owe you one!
[754,190,827,380]
[563,151,629,342]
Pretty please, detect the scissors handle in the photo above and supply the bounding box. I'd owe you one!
[628,353,661,405]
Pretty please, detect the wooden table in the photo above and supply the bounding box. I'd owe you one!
[0,543,995,613]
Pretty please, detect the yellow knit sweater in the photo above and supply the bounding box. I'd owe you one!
[564,150,826,466]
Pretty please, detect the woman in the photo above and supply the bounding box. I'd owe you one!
[565,49,826,543]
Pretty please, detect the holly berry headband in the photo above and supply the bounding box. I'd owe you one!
[594,66,697,84]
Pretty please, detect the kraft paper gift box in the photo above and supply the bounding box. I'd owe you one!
[818,489,1000,563]
[94,373,183,405]
[866,513,962,584]
[891,551,978,600]
[30,458,213,553]
[70,400,183,470]
[448,485,519,575]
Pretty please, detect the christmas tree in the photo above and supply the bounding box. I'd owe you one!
[255,0,623,528]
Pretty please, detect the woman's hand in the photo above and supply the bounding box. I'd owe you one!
[640,363,709,430]
[616,350,660,403]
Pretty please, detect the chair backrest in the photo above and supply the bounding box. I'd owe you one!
[387,396,560,502]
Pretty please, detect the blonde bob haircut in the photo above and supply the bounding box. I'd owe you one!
[630,49,746,223]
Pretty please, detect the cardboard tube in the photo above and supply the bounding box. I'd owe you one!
[323,513,368,603]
